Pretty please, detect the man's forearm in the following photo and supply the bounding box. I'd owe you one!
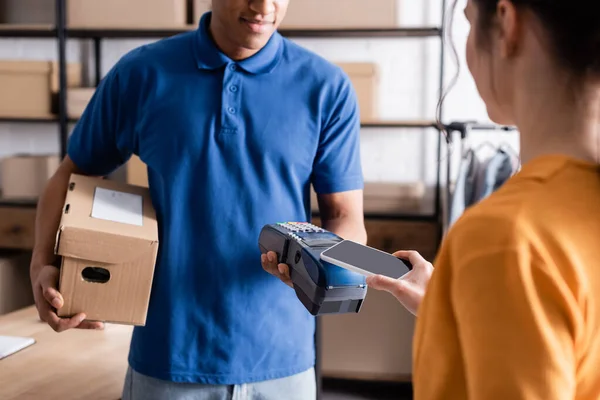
[322,216,367,245]
[31,165,74,276]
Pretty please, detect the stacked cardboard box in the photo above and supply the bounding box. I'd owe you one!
[195,0,399,29]
[337,63,380,122]
[67,88,96,119]
[0,206,36,250]
[0,251,34,315]
[1,155,60,199]
[311,182,425,214]
[68,0,187,28]
[311,217,439,382]
[281,0,399,29]
[194,0,211,22]
[0,0,54,24]
[0,60,81,118]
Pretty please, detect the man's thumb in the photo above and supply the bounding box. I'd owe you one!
[40,268,63,309]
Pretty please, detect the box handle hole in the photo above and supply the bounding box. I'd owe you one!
[64,204,70,214]
[82,267,110,284]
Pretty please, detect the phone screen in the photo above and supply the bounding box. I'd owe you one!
[321,240,412,279]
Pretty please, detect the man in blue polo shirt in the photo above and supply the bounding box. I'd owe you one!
[29,0,367,398]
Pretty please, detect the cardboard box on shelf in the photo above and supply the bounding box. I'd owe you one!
[321,290,415,381]
[49,62,82,93]
[0,60,81,118]
[311,182,425,214]
[67,88,95,119]
[309,216,438,381]
[0,0,54,24]
[193,0,211,23]
[280,0,399,29]
[0,251,34,315]
[68,0,187,28]
[337,63,379,122]
[363,182,426,214]
[0,206,36,250]
[1,154,60,199]
[55,174,159,326]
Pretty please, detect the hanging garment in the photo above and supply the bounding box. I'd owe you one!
[449,149,481,227]
[449,147,519,228]
[472,148,517,204]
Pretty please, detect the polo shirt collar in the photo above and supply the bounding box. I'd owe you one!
[194,12,283,75]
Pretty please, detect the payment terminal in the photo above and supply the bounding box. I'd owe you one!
[259,222,367,316]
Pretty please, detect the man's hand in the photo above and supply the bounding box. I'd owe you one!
[31,265,104,332]
[261,252,293,288]
[366,250,433,316]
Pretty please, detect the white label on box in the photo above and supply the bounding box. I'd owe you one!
[91,187,143,226]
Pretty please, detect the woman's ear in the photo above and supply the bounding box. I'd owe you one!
[496,0,521,58]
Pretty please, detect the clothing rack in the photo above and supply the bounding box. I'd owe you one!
[442,121,519,232]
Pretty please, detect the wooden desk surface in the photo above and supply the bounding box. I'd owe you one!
[0,306,133,400]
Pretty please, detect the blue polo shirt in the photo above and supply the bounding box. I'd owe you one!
[67,12,363,385]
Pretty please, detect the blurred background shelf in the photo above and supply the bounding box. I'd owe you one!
[361,120,438,129]
[0,24,441,39]
[0,198,37,208]
[278,27,441,39]
[0,23,56,37]
[0,115,77,123]
[313,212,437,223]
[0,115,439,129]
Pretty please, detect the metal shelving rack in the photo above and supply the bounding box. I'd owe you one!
[0,0,449,395]
[0,1,448,228]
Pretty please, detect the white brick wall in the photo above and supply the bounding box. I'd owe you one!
[0,0,520,188]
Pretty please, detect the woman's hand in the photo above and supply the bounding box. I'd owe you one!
[366,250,433,316]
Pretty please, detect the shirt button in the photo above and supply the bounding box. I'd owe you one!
[228,107,236,114]
[230,85,238,92]
[230,64,237,71]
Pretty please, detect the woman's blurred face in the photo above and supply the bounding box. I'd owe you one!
[464,0,516,126]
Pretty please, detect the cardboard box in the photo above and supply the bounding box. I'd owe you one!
[0,251,35,315]
[311,182,424,214]
[363,182,425,214]
[126,155,149,188]
[337,63,379,122]
[281,0,399,29]
[68,0,187,28]
[0,0,54,24]
[67,88,95,119]
[0,206,36,250]
[321,290,415,381]
[309,217,439,382]
[194,0,211,23]
[0,60,81,118]
[1,154,60,199]
[55,174,159,325]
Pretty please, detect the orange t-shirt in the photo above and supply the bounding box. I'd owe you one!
[414,154,600,399]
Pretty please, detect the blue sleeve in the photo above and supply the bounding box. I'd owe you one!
[67,61,136,176]
[311,73,364,194]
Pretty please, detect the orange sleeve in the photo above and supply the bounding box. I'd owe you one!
[451,247,579,400]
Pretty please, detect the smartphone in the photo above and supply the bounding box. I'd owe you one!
[320,240,412,279]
